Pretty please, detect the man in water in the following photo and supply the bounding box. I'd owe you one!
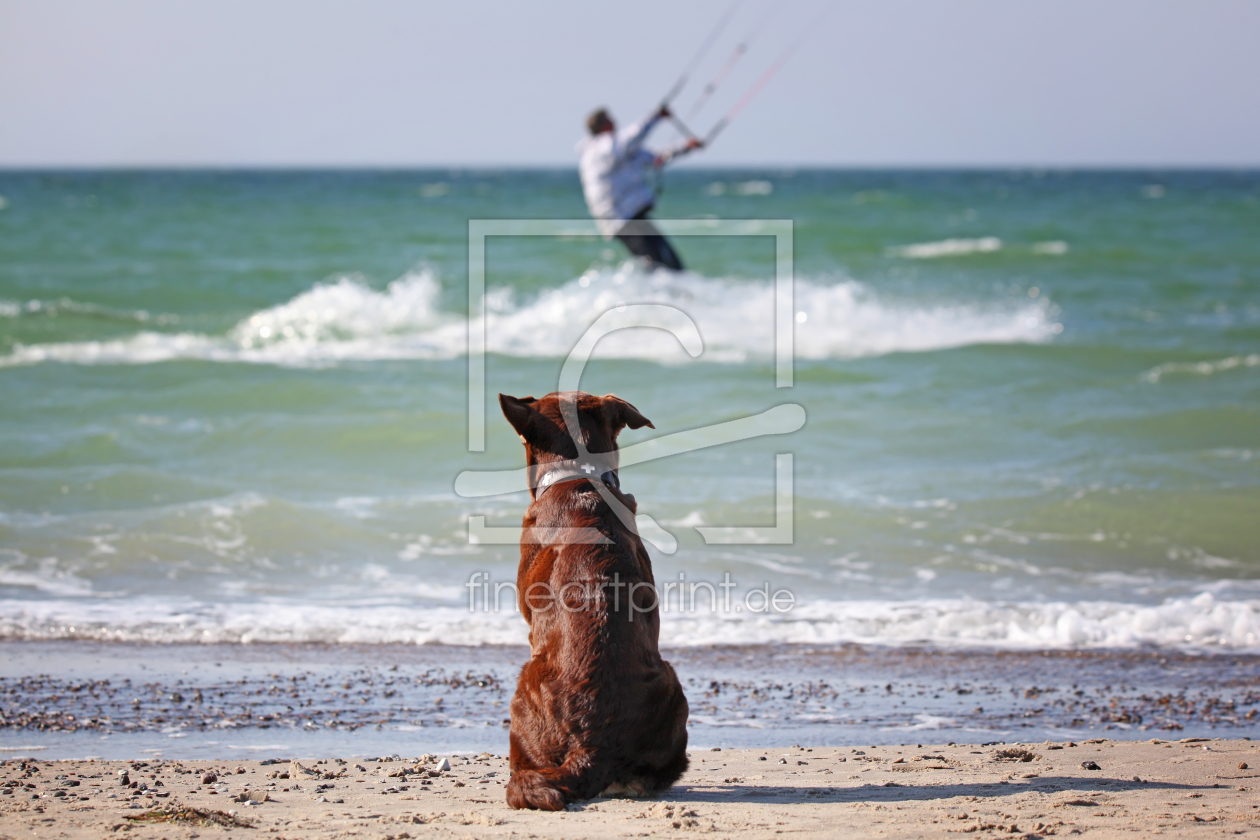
[578,105,702,271]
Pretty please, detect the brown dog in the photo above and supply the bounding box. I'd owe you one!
[499,390,689,811]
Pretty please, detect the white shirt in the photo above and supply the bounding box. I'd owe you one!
[577,113,685,238]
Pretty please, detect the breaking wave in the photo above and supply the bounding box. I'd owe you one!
[1,592,1255,651]
[0,267,1060,368]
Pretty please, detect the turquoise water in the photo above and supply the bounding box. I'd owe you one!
[1,169,1258,649]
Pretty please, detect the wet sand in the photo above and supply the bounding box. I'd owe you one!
[3,643,1257,758]
[2,739,1258,838]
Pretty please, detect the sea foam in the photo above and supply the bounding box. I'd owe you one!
[1,592,1255,651]
[1142,353,1260,383]
[0,267,1059,368]
[886,237,1002,259]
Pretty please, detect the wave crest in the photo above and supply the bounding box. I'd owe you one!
[886,237,1002,259]
[0,267,1060,368]
[1142,353,1260,383]
[231,269,448,347]
[0,593,1254,651]
[0,297,176,324]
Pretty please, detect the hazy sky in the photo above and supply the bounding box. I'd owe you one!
[3,0,1258,167]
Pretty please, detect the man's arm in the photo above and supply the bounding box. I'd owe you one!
[654,137,704,168]
[615,105,672,159]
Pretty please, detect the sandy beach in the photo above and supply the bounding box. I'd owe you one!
[3,141,1260,840]
[2,739,1257,838]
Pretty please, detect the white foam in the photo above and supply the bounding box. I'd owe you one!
[734,180,773,196]
[887,237,1002,259]
[688,715,766,728]
[705,181,774,196]
[881,714,957,732]
[0,567,96,598]
[1,592,1255,651]
[0,267,1059,369]
[660,592,1260,650]
[1141,353,1260,383]
[0,598,528,646]
[473,270,1050,363]
[0,297,174,324]
[231,268,449,348]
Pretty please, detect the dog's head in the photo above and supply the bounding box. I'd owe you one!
[499,391,653,478]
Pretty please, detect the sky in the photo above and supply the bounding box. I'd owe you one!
[2,0,1258,167]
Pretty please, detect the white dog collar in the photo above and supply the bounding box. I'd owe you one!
[535,463,620,497]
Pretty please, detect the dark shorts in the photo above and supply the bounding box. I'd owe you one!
[615,208,684,271]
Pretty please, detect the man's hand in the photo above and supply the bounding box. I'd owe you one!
[685,138,704,151]
[658,104,672,119]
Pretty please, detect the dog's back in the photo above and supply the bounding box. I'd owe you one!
[499,392,689,810]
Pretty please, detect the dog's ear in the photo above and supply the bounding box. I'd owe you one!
[499,394,538,443]
[601,394,654,437]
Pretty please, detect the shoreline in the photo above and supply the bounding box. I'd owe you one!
[2,740,1257,838]
[2,641,1257,760]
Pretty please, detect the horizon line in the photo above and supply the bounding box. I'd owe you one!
[2,162,1259,172]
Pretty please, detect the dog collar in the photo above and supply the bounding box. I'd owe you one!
[535,463,620,498]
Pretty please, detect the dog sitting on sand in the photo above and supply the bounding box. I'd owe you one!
[499,391,689,811]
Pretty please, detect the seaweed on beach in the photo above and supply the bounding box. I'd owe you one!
[992,747,1039,762]
[125,802,254,828]
[0,667,506,735]
[4,647,1257,743]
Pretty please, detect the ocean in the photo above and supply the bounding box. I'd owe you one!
[1,169,1258,755]
[0,168,1254,649]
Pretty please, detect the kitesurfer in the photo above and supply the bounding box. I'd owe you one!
[578,105,702,271]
